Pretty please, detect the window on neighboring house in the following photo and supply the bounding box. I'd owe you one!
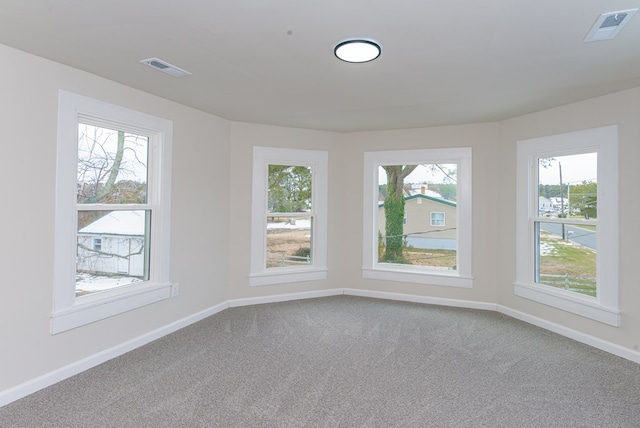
[250,147,328,286]
[363,148,472,288]
[430,212,445,226]
[92,238,102,252]
[515,125,619,326]
[53,91,175,334]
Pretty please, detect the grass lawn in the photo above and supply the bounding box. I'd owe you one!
[539,231,596,297]
[378,247,457,270]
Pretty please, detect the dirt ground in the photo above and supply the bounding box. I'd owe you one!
[266,229,311,255]
[403,249,457,268]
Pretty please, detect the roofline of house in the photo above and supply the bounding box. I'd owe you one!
[378,194,457,207]
[77,232,145,237]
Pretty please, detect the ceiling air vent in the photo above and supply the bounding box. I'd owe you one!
[140,58,191,77]
[584,9,638,42]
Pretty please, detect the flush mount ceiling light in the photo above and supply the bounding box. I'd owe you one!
[334,39,381,63]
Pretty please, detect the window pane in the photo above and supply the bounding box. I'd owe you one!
[266,216,312,268]
[538,153,597,219]
[535,221,596,297]
[76,210,150,296]
[430,212,445,226]
[268,165,312,213]
[77,123,149,204]
[377,164,457,270]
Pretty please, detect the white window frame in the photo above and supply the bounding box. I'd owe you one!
[52,91,176,334]
[515,125,619,326]
[250,147,328,286]
[430,212,445,227]
[363,148,473,288]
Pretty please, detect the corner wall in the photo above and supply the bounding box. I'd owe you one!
[227,122,343,299]
[497,87,640,352]
[0,43,231,393]
[3,39,640,404]
[339,123,501,305]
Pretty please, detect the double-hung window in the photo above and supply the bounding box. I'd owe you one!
[52,91,175,333]
[250,147,328,286]
[363,148,472,287]
[430,212,445,227]
[515,125,619,326]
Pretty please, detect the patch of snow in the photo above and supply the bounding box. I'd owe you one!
[267,219,311,230]
[539,242,556,256]
[76,272,141,292]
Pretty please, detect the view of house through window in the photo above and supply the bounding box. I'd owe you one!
[377,163,457,271]
[535,152,597,296]
[76,123,150,296]
[266,164,313,268]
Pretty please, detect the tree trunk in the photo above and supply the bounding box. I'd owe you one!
[96,130,125,202]
[382,165,417,263]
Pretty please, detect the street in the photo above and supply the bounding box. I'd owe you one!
[539,223,596,250]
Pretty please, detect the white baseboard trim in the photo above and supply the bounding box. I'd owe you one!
[0,301,229,408]
[228,288,343,307]
[343,288,497,311]
[498,305,640,364]
[4,289,640,408]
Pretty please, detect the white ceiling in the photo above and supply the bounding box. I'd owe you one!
[1,1,639,132]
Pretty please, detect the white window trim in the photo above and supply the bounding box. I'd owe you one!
[52,91,176,334]
[515,125,619,326]
[250,147,328,286]
[363,148,473,288]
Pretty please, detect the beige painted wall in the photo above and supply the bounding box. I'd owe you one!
[497,87,640,352]
[0,43,231,392]
[339,123,501,303]
[2,38,640,398]
[227,121,343,299]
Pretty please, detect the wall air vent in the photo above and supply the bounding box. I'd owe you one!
[584,9,638,42]
[140,58,191,77]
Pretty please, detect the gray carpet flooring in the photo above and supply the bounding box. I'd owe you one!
[2,295,640,427]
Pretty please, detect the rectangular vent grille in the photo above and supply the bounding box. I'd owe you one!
[140,58,191,77]
[584,9,638,42]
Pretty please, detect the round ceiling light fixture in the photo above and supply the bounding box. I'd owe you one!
[334,39,381,63]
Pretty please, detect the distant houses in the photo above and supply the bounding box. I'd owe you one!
[378,187,457,251]
[76,210,147,277]
[539,196,569,214]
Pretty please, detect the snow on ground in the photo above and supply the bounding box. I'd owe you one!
[539,241,556,256]
[76,272,141,293]
[267,219,311,229]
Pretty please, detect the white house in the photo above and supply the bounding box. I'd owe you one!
[539,196,553,212]
[77,211,147,278]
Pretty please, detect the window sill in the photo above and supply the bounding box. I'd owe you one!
[51,282,179,334]
[363,267,473,288]
[249,268,328,286]
[514,282,619,327]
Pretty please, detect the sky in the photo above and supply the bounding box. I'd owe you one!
[376,155,597,187]
[77,123,149,184]
[378,164,457,185]
[538,152,597,185]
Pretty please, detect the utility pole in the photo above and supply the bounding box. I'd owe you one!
[559,162,566,239]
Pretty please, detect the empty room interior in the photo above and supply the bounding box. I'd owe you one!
[2,1,640,426]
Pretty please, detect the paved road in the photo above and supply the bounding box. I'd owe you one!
[539,223,596,250]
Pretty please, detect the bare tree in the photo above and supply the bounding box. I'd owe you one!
[75,124,149,280]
